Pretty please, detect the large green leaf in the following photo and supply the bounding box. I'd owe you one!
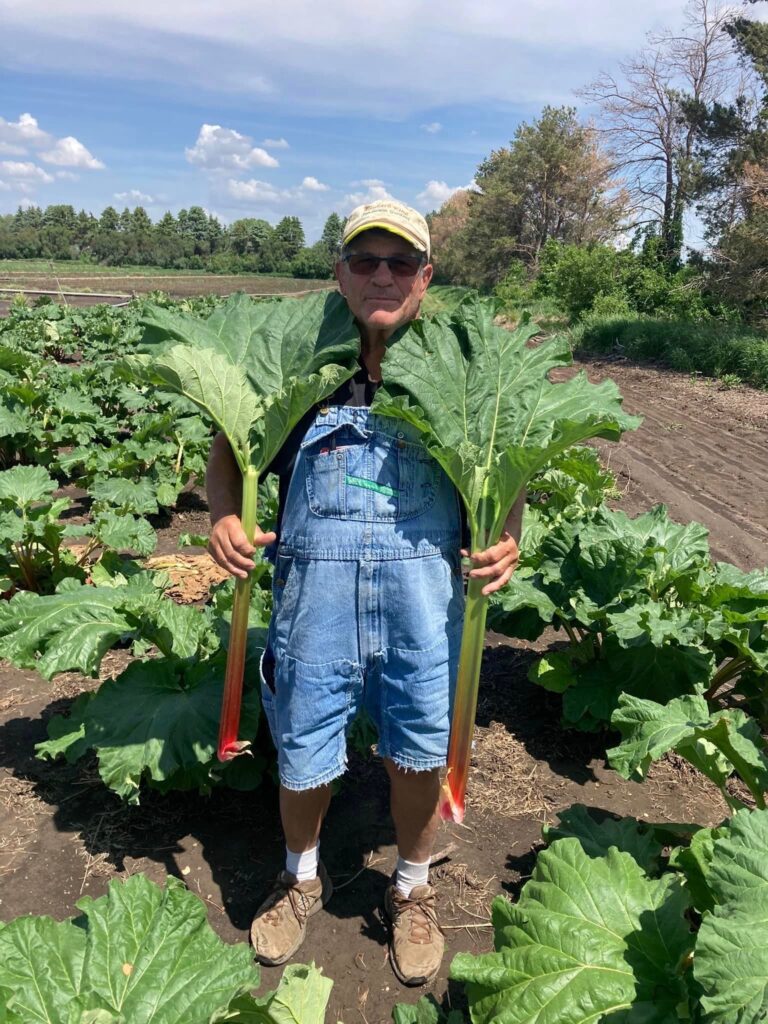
[695,809,768,1024]
[0,576,218,679]
[133,292,360,472]
[219,963,333,1023]
[451,837,692,1024]
[542,804,663,875]
[609,694,768,805]
[0,464,57,506]
[0,874,256,1023]
[38,654,263,802]
[372,299,641,546]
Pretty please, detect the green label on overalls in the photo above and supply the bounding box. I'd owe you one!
[345,474,400,498]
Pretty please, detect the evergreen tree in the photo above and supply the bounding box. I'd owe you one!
[319,212,344,256]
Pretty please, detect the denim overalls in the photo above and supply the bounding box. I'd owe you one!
[260,404,464,791]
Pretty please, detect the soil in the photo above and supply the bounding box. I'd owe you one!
[1,355,766,1022]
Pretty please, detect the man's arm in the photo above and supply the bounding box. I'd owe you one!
[206,432,276,579]
[464,488,526,596]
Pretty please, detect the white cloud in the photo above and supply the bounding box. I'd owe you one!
[0,160,54,184]
[0,2,686,116]
[41,136,104,169]
[415,180,463,209]
[421,122,442,134]
[115,188,156,203]
[226,178,285,203]
[342,180,394,212]
[0,113,50,150]
[0,180,10,191]
[186,124,279,172]
[55,170,79,181]
[301,176,329,192]
[18,197,35,209]
[263,137,289,149]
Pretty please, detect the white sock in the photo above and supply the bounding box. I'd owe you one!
[395,855,430,897]
[285,843,319,883]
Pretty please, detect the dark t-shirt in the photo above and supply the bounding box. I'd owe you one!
[265,362,469,545]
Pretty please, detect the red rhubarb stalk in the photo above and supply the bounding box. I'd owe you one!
[217,465,259,762]
[440,575,489,823]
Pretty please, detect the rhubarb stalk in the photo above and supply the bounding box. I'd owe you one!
[440,575,488,822]
[217,465,259,762]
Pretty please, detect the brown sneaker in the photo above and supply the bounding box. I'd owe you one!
[384,881,445,986]
[250,861,333,966]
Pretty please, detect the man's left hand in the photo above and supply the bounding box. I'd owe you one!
[462,532,520,596]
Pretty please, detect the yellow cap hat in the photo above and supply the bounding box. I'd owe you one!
[343,199,430,261]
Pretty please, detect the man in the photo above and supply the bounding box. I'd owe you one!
[206,199,523,985]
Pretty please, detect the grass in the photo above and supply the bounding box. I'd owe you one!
[572,315,768,391]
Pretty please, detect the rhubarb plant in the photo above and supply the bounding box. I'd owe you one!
[451,804,768,1024]
[0,873,333,1023]
[372,298,640,820]
[125,291,360,760]
[489,504,768,731]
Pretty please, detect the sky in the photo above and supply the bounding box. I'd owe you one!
[0,0,727,242]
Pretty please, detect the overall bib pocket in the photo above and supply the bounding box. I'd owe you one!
[303,421,440,522]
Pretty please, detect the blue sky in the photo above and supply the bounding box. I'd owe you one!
[0,0,711,241]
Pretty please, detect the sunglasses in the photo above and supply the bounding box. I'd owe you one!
[341,252,426,277]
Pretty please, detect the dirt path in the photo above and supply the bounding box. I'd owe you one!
[571,355,768,571]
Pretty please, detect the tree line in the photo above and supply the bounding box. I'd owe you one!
[0,205,346,279]
[428,0,767,325]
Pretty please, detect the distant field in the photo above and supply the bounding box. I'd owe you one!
[0,264,334,302]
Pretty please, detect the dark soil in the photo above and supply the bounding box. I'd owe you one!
[1,358,765,1023]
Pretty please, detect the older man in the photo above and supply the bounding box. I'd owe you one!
[206,199,523,985]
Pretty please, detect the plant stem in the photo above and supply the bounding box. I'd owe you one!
[703,657,748,702]
[440,575,488,823]
[217,465,259,762]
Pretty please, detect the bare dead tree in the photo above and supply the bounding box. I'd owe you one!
[580,0,739,261]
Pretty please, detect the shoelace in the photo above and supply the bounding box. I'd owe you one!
[262,877,315,925]
[392,891,442,944]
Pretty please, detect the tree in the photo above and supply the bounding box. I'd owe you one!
[581,0,737,264]
[687,0,768,317]
[319,212,344,257]
[273,216,305,262]
[444,107,627,288]
[427,189,473,283]
[99,206,119,233]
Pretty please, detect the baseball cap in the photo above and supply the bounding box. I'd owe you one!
[342,199,431,260]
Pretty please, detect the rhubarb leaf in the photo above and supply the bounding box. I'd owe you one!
[219,962,333,1023]
[38,654,263,802]
[695,809,768,1023]
[373,299,640,546]
[132,291,360,472]
[542,804,663,874]
[0,874,257,1023]
[450,837,692,1024]
[609,693,768,805]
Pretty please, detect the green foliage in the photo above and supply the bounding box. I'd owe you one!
[431,107,627,289]
[575,315,768,390]
[450,806,768,1024]
[0,873,332,1022]
[536,239,716,321]
[130,291,360,474]
[489,504,768,731]
[451,837,692,1024]
[373,297,639,550]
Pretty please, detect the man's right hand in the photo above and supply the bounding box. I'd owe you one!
[208,514,277,579]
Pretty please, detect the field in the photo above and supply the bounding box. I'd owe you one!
[1,289,767,1022]
[0,262,333,316]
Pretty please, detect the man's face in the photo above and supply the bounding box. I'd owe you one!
[335,230,433,334]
